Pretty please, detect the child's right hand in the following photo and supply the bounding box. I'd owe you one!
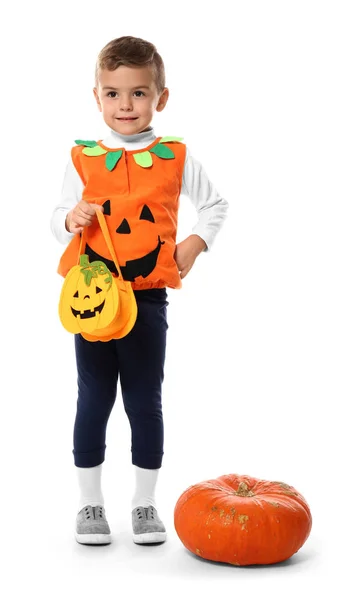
[65,200,104,234]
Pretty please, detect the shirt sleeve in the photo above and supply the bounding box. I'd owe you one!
[50,157,84,244]
[181,147,229,251]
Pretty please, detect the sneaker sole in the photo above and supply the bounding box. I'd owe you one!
[133,531,167,544]
[75,532,112,545]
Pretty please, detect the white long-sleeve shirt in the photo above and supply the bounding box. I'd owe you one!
[50,127,228,251]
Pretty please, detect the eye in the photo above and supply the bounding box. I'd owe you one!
[96,286,102,293]
[134,90,145,97]
[73,291,79,298]
[107,91,117,98]
[102,200,111,215]
[139,205,155,223]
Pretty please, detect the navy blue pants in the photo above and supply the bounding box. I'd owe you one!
[73,288,169,469]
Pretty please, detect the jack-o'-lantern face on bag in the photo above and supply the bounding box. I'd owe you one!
[59,255,120,334]
[85,200,165,281]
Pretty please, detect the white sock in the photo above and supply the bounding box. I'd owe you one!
[76,464,105,511]
[131,466,160,510]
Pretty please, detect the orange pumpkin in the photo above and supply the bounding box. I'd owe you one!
[174,474,312,566]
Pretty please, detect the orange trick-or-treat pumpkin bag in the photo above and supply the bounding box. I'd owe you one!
[58,208,137,342]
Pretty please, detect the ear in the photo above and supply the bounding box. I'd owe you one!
[156,88,169,113]
[93,87,102,112]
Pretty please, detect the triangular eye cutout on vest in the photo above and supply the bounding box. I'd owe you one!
[116,218,131,234]
[102,200,111,215]
[139,205,155,223]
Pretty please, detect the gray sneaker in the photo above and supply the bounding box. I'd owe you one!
[75,505,112,545]
[132,505,167,544]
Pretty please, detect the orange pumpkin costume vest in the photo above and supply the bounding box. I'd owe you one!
[57,136,187,290]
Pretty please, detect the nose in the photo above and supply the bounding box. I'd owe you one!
[118,93,133,111]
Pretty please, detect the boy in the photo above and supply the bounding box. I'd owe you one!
[51,35,228,545]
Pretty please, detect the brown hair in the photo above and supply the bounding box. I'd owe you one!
[95,36,165,94]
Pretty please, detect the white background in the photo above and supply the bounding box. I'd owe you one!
[1,0,362,597]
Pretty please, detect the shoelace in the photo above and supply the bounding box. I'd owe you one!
[84,506,104,520]
[136,506,156,520]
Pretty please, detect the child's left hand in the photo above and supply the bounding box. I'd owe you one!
[174,234,207,279]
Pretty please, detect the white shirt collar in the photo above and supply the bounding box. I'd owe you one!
[102,126,157,150]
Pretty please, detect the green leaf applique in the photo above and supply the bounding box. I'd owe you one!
[150,143,175,159]
[132,137,183,167]
[76,136,183,169]
[159,136,184,143]
[106,150,123,171]
[133,151,153,168]
[75,140,98,147]
[82,145,108,157]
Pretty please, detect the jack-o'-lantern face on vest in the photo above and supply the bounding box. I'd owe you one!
[85,199,165,281]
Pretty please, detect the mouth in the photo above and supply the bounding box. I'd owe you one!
[116,117,138,122]
[85,236,164,281]
[71,299,105,319]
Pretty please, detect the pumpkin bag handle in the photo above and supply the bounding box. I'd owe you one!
[77,207,127,291]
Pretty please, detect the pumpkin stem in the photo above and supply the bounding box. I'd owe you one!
[79,254,90,268]
[234,482,255,497]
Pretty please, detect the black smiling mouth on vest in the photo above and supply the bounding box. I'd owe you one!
[84,236,165,282]
[71,299,106,319]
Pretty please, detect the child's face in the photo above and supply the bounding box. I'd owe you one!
[93,65,169,135]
